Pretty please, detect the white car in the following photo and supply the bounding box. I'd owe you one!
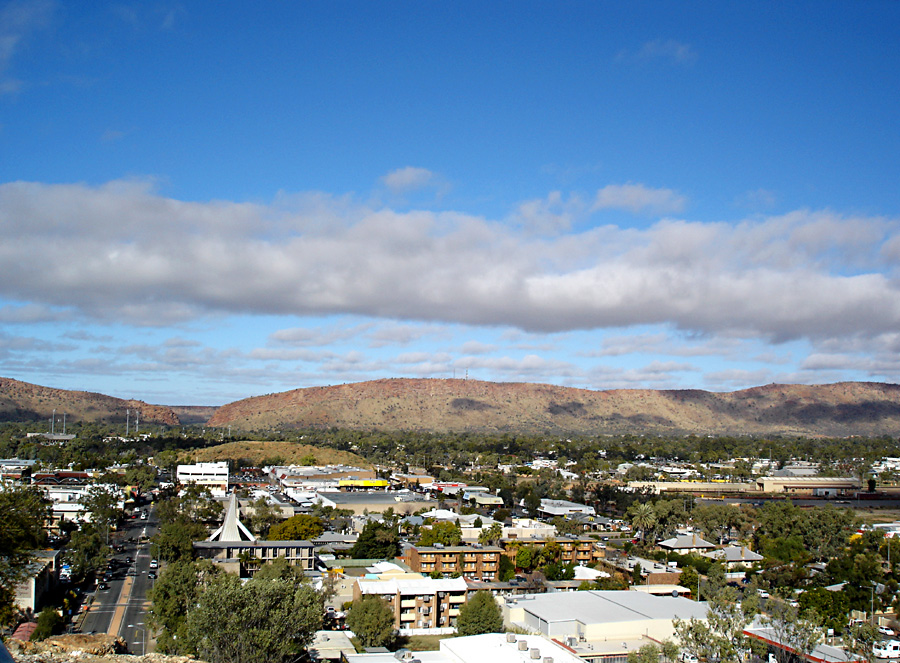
[879,625,895,636]
[680,653,698,663]
[757,589,770,599]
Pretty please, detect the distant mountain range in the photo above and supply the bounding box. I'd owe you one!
[4,375,900,437]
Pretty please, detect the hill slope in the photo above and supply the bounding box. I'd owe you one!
[0,377,180,426]
[207,378,900,437]
[187,440,372,467]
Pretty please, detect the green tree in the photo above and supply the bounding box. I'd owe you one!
[155,449,180,477]
[456,590,503,636]
[799,587,849,633]
[350,520,400,559]
[184,571,322,663]
[632,562,643,585]
[346,595,395,648]
[82,485,123,546]
[678,566,700,599]
[66,527,108,580]
[675,587,756,663]
[419,521,463,547]
[627,643,661,663]
[516,545,537,572]
[523,491,541,517]
[246,496,282,537]
[478,522,503,546]
[627,502,657,543]
[0,484,50,625]
[149,559,222,654]
[268,514,325,541]
[764,602,822,663]
[152,518,208,563]
[31,606,62,641]
[844,622,878,663]
[497,555,515,582]
[124,465,158,495]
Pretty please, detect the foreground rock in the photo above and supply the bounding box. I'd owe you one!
[4,634,206,663]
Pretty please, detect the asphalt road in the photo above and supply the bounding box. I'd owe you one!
[79,505,158,654]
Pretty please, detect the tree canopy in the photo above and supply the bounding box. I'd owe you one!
[350,520,400,559]
[456,590,503,636]
[346,595,395,648]
[183,570,322,663]
[268,514,325,541]
[418,521,462,547]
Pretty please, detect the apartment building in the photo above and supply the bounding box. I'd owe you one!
[353,576,469,635]
[504,536,604,567]
[403,544,504,580]
[176,461,229,497]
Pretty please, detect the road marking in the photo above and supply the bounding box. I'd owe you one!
[106,575,134,636]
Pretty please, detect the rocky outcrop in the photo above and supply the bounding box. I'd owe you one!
[4,634,206,663]
[0,378,180,426]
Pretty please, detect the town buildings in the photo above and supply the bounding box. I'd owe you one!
[175,461,229,497]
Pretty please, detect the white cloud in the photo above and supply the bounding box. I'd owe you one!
[592,183,687,215]
[458,340,497,355]
[0,0,55,93]
[1,180,899,350]
[512,191,584,234]
[735,188,777,210]
[636,39,697,64]
[381,167,435,193]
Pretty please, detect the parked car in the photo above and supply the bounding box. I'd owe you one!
[148,572,157,579]
[149,559,158,569]
[757,589,770,599]
[879,625,896,636]
[873,640,900,659]
[97,583,109,590]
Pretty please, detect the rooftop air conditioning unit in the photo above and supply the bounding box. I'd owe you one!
[506,633,517,643]
[530,648,541,660]
[518,641,528,651]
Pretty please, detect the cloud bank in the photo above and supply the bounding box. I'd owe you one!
[1,179,898,347]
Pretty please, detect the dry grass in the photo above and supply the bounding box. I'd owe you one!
[186,440,372,468]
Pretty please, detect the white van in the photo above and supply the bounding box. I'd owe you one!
[873,640,900,659]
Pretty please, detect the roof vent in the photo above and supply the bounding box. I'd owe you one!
[518,640,528,651]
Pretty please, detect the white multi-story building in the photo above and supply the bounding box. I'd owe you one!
[176,461,229,496]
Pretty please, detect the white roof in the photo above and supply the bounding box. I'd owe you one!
[702,545,764,562]
[659,534,715,549]
[368,561,406,574]
[573,565,610,580]
[357,577,468,596]
[442,633,583,663]
[509,590,707,625]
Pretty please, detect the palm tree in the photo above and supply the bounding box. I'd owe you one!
[628,502,657,543]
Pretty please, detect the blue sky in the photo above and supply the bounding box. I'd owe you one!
[1,1,900,406]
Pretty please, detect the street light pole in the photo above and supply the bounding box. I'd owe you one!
[127,623,145,656]
[869,585,875,625]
